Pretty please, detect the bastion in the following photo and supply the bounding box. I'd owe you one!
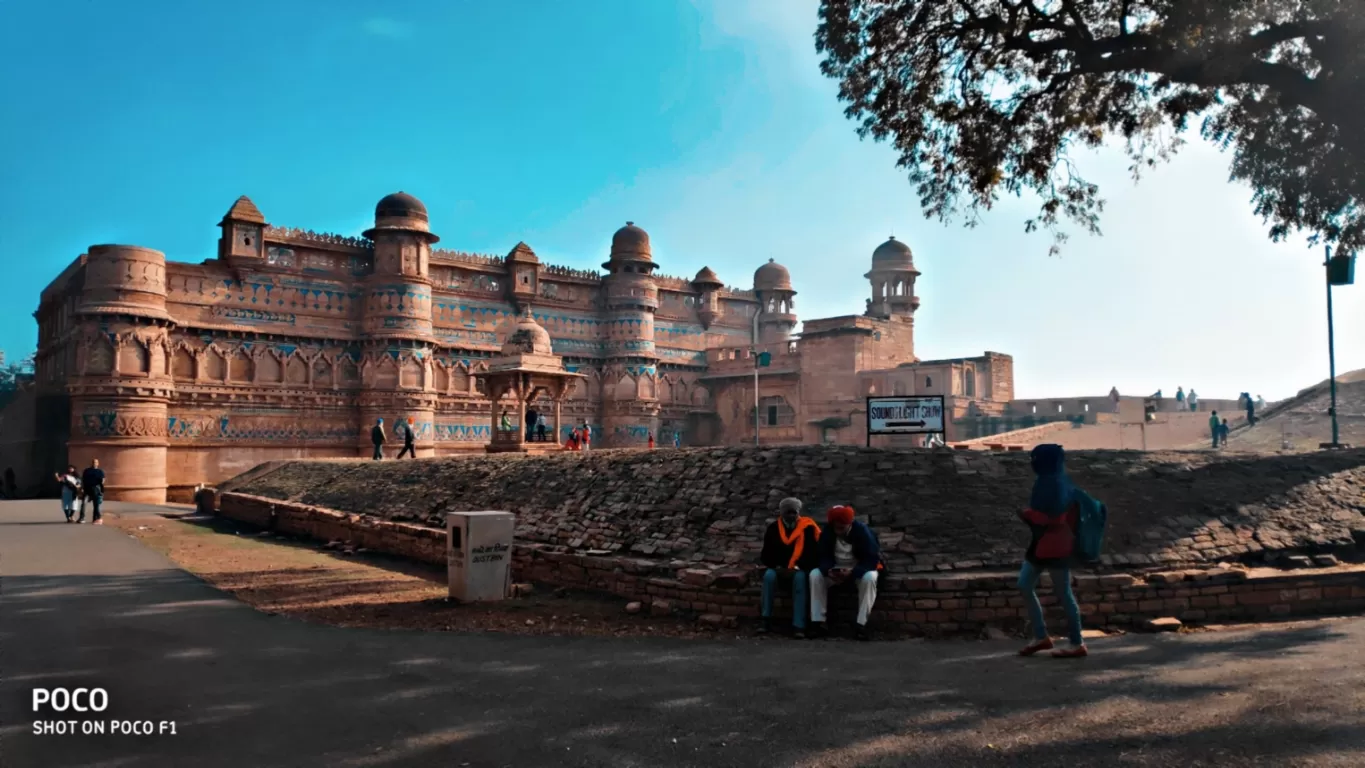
[214,445,1365,634]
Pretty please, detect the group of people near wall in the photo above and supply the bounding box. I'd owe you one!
[53,460,106,524]
[758,443,1100,657]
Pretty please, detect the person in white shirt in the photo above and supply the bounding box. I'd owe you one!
[55,466,81,523]
[809,505,883,641]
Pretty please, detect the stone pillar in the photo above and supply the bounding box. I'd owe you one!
[554,397,563,447]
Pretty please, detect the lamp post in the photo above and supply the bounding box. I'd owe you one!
[1324,245,1356,449]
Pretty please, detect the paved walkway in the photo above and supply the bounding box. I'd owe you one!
[3,499,1364,768]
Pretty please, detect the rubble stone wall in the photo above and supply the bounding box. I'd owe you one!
[216,490,1365,635]
[230,445,1365,574]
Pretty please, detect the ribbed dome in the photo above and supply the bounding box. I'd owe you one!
[872,236,914,268]
[500,313,554,356]
[753,258,793,292]
[609,221,652,261]
[692,266,723,289]
[375,192,428,222]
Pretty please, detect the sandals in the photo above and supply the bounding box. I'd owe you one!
[1019,637,1054,656]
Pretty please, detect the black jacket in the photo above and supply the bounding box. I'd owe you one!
[371,425,386,446]
[401,424,415,445]
[760,517,821,572]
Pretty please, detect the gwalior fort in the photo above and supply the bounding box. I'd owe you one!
[10,191,1255,503]
[7,187,1365,639]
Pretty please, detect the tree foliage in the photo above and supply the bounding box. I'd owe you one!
[815,0,1365,254]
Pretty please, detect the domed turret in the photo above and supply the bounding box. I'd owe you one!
[603,221,654,269]
[872,236,914,268]
[500,311,554,357]
[753,259,793,292]
[364,191,438,242]
[865,236,920,319]
[753,259,797,343]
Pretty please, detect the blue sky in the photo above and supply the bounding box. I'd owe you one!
[1,0,1359,400]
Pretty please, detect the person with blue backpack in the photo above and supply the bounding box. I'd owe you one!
[1016,443,1106,659]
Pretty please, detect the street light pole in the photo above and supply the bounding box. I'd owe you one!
[1326,245,1340,447]
[752,309,760,447]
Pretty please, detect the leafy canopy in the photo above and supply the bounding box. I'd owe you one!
[815,0,1365,254]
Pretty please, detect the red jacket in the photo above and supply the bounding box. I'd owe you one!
[1021,504,1078,562]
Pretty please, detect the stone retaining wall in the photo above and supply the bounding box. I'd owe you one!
[229,446,1365,575]
[215,490,1365,635]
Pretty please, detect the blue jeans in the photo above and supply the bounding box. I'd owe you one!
[1018,561,1083,645]
[761,568,809,629]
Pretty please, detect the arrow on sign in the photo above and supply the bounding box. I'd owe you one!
[886,421,927,428]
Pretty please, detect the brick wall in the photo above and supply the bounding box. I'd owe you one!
[211,490,1365,634]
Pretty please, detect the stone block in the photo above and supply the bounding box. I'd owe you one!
[1146,617,1182,632]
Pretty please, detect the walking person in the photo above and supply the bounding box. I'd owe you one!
[673,431,681,448]
[1187,389,1199,412]
[1017,444,1087,658]
[1208,410,1221,449]
[78,459,106,525]
[396,417,417,459]
[55,465,81,523]
[370,418,387,460]
[1219,418,1231,447]
[1175,387,1186,411]
[1244,393,1257,427]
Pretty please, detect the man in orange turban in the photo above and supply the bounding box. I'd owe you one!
[758,497,821,638]
[810,504,883,641]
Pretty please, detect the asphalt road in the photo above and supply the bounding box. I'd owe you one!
[2,499,1364,768]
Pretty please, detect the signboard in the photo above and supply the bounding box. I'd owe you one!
[866,395,946,437]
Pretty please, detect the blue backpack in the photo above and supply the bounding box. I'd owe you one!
[1073,490,1108,563]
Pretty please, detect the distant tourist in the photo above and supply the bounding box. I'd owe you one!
[580,422,591,452]
[55,465,80,523]
[673,432,681,448]
[809,505,883,641]
[758,497,821,638]
[1108,387,1120,409]
[647,432,655,450]
[1175,387,1186,411]
[396,417,416,459]
[499,409,513,432]
[1017,444,1087,658]
[1220,418,1231,447]
[1244,393,1257,427]
[1256,394,1266,410]
[564,427,579,451]
[536,412,548,443]
[1208,411,1221,448]
[1187,389,1199,412]
[525,406,539,442]
[79,459,105,525]
[370,418,387,460]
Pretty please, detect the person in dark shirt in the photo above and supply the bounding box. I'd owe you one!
[396,418,417,459]
[79,459,106,525]
[758,497,821,638]
[370,419,386,460]
[810,505,884,641]
[525,407,539,442]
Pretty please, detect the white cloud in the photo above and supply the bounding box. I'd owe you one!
[361,17,414,40]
